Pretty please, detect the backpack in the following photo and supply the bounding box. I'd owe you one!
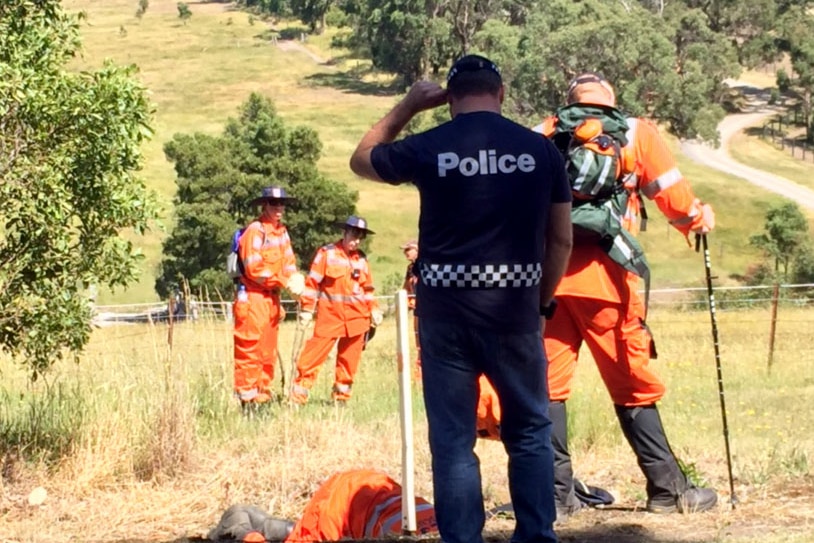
[226,228,246,280]
[226,222,267,281]
[545,104,651,291]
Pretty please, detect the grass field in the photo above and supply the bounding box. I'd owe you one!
[2,300,813,542]
[59,0,803,305]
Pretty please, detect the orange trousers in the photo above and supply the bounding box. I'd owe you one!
[233,290,282,403]
[544,295,665,406]
[293,333,365,399]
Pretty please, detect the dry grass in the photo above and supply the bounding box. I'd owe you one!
[2,300,814,542]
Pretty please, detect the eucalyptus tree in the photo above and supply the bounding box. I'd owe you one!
[507,0,738,140]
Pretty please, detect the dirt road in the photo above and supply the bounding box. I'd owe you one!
[680,83,814,210]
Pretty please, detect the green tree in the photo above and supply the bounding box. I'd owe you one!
[157,93,357,298]
[136,0,149,19]
[749,202,811,279]
[778,8,814,142]
[509,0,738,139]
[177,2,192,24]
[0,0,158,378]
[291,0,333,33]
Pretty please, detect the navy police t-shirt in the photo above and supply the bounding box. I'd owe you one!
[371,111,571,333]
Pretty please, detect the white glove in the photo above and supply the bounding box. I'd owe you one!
[370,308,383,327]
[286,272,306,296]
[299,311,313,326]
[690,199,716,234]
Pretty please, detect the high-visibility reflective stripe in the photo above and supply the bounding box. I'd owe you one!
[624,117,639,145]
[333,383,351,394]
[309,270,325,283]
[244,254,262,265]
[669,215,694,226]
[291,385,309,397]
[613,235,633,260]
[318,292,369,304]
[364,495,401,537]
[237,389,259,401]
[375,502,435,537]
[301,287,318,297]
[572,152,596,193]
[641,167,682,198]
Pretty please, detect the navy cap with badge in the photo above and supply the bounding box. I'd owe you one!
[446,54,502,84]
[248,186,296,207]
[336,215,375,235]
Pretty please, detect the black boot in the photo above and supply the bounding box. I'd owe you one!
[615,404,717,513]
[263,518,295,541]
[550,400,583,519]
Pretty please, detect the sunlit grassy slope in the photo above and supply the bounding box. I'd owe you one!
[64,0,806,303]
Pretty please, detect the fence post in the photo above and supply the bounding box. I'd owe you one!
[167,294,175,350]
[767,282,779,373]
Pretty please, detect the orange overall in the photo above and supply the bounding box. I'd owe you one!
[541,117,710,406]
[233,220,297,403]
[292,240,379,402]
[285,470,437,542]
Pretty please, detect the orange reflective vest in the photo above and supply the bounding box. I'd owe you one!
[300,240,378,337]
[238,220,297,293]
[285,470,437,542]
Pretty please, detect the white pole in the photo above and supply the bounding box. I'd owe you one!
[396,289,417,533]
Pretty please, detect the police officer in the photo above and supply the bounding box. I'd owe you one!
[350,55,573,543]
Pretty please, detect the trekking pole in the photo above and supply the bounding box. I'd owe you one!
[277,350,287,397]
[395,289,417,534]
[288,302,307,397]
[696,234,737,508]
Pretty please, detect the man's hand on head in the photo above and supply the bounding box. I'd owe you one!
[403,81,448,114]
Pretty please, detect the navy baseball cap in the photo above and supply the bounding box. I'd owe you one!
[447,54,502,84]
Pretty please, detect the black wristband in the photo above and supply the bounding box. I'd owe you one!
[540,299,558,320]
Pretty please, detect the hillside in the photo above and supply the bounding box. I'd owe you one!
[64,0,799,304]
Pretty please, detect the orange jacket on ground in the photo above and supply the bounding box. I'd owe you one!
[536,116,708,303]
[233,219,297,402]
[300,240,378,338]
[285,470,437,542]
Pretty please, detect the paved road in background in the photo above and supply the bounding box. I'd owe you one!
[680,83,814,210]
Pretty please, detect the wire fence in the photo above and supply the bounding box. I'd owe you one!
[73,283,814,380]
[760,109,814,163]
[91,283,814,326]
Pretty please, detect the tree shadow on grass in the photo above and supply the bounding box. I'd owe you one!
[304,70,403,97]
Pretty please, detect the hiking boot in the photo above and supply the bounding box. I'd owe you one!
[647,485,718,514]
[331,384,352,402]
[555,500,583,523]
[289,385,309,405]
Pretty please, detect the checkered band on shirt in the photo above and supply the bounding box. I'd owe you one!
[418,262,542,288]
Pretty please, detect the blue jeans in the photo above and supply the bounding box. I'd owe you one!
[419,318,557,543]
